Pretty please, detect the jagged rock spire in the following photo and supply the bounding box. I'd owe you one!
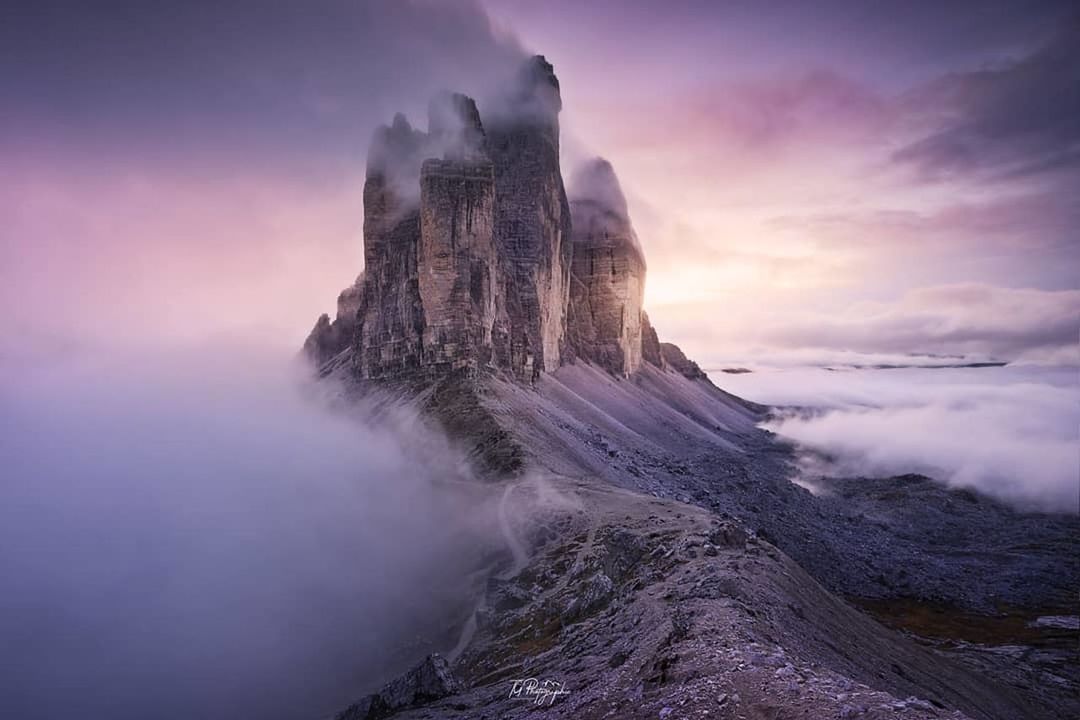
[515,54,562,117]
[484,55,573,378]
[565,157,645,376]
[427,92,486,162]
[304,54,702,386]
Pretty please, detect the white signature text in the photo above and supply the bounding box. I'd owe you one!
[508,678,571,706]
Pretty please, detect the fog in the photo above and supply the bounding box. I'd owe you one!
[716,363,1080,513]
[567,157,644,256]
[1,0,530,351]
[0,6,569,716]
[0,341,503,720]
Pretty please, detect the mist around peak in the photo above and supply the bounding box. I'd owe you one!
[719,363,1080,513]
[0,340,504,720]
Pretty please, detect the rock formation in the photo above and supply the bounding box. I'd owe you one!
[303,53,1078,720]
[660,341,708,380]
[486,56,573,378]
[305,54,705,386]
[416,94,508,374]
[352,112,427,378]
[565,158,645,376]
[303,274,363,367]
[640,310,665,367]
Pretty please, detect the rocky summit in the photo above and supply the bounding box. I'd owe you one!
[305,56,1078,720]
[304,55,676,383]
[565,158,646,377]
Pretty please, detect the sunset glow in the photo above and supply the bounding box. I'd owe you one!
[3,1,1076,367]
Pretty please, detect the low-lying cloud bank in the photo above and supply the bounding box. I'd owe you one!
[718,364,1079,513]
[662,284,1080,375]
[759,284,1080,365]
[0,342,501,720]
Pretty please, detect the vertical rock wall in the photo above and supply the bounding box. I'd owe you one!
[415,93,516,375]
[418,158,504,373]
[354,114,427,379]
[351,92,520,380]
[487,56,573,377]
[565,159,646,376]
[306,55,704,386]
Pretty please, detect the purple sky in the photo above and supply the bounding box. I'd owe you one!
[2,0,1077,365]
[1,8,1078,718]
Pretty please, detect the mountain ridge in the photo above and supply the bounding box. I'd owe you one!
[303,55,1078,720]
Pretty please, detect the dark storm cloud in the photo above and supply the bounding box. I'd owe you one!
[893,18,1080,181]
[1,0,523,170]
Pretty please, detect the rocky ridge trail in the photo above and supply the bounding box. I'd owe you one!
[343,476,1037,720]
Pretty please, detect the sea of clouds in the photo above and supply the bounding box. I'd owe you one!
[0,341,501,720]
[715,362,1079,513]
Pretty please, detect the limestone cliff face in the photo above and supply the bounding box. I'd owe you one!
[418,157,505,373]
[305,55,712,388]
[487,56,573,377]
[565,159,645,376]
[351,94,513,379]
[341,57,572,382]
[353,113,427,379]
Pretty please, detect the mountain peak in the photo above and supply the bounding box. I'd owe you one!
[307,55,693,384]
[427,91,486,162]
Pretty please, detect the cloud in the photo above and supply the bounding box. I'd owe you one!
[766,188,1080,254]
[0,342,502,720]
[892,18,1080,182]
[0,1,534,350]
[587,68,891,184]
[1,0,524,168]
[719,364,1080,513]
[567,157,644,257]
[689,71,890,152]
[645,283,1079,374]
[759,284,1080,362]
